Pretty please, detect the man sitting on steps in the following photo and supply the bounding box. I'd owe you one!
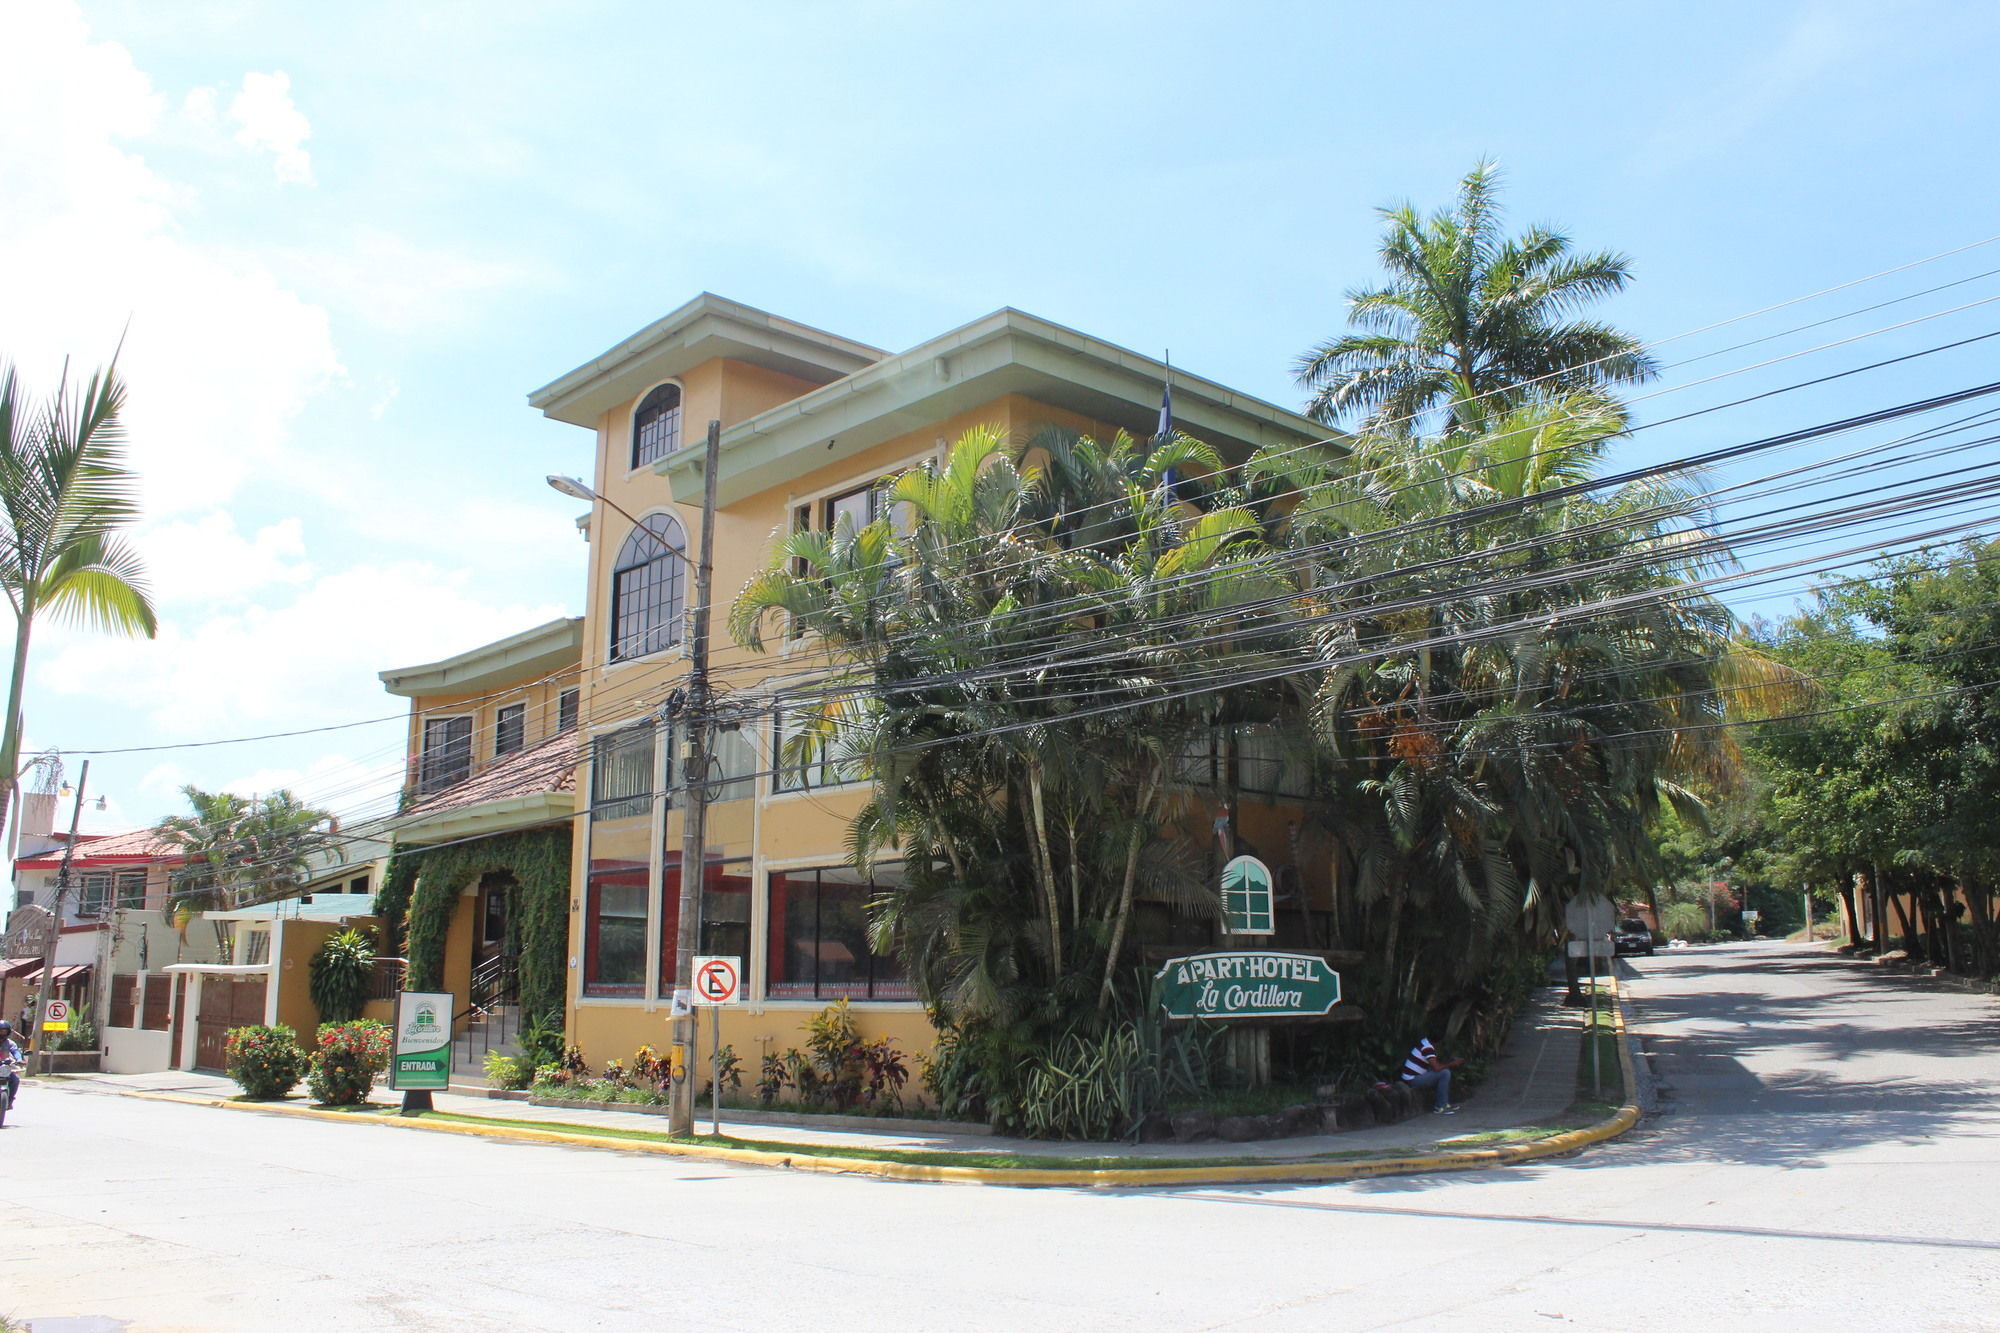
[1401,1035,1463,1114]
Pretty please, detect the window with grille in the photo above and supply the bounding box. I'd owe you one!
[77,872,109,916]
[495,702,526,756]
[419,716,473,793]
[115,869,147,910]
[631,382,683,469]
[609,513,688,662]
[558,688,579,732]
[591,724,658,820]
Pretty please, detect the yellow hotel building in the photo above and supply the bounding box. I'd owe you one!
[391,294,1329,1074]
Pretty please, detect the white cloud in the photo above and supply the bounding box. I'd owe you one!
[140,512,312,606]
[37,559,568,741]
[229,70,313,185]
[180,85,217,127]
[0,2,343,519]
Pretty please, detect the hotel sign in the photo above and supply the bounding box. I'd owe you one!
[1154,951,1342,1020]
[390,991,453,1091]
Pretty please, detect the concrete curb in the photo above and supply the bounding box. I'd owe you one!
[50,995,1643,1189]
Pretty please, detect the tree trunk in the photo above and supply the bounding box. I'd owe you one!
[1099,770,1158,1012]
[1026,763,1062,972]
[1962,878,1993,977]
[1837,880,1859,948]
[0,607,37,856]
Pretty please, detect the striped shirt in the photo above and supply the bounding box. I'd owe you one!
[1401,1039,1437,1080]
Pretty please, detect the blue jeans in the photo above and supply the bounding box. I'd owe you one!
[1405,1068,1451,1110]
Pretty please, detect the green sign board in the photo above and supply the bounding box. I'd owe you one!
[390,990,453,1091]
[1153,951,1341,1021]
[1221,855,1275,935]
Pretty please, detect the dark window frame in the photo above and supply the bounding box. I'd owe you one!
[494,702,526,757]
[418,715,474,793]
[609,513,688,663]
[590,724,658,820]
[765,865,913,1002]
[631,382,684,470]
[558,688,580,733]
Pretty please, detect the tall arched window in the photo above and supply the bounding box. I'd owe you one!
[610,513,687,661]
[632,382,683,469]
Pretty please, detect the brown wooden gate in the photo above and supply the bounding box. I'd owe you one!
[193,974,268,1072]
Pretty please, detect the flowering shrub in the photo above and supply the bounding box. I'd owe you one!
[225,1024,308,1100]
[308,1020,391,1106]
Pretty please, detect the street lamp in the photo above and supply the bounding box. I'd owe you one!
[545,429,722,1137]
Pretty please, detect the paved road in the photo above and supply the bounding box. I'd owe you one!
[6,942,1996,1332]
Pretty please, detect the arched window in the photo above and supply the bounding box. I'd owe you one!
[632,382,683,469]
[610,513,687,661]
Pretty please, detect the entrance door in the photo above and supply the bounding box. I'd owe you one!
[193,974,268,1072]
[470,872,519,1010]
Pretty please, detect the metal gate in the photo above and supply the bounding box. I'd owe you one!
[193,974,268,1072]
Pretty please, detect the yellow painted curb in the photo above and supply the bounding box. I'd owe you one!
[56,988,1642,1189]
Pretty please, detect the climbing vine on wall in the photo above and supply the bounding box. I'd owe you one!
[392,826,573,1027]
[372,851,419,960]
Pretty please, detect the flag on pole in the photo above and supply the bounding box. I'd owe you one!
[1156,352,1173,439]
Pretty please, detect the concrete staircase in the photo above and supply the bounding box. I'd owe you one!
[452,1004,520,1083]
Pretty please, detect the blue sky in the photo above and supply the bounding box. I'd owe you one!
[4,0,1998,833]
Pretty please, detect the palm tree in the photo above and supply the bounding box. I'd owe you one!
[159,785,338,953]
[0,357,157,848]
[1294,160,1658,434]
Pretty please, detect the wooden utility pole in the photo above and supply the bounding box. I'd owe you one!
[667,419,721,1136]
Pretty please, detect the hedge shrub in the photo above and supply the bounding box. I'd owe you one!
[308,1020,392,1106]
[225,1024,308,1099]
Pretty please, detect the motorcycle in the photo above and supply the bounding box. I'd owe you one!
[0,1055,19,1128]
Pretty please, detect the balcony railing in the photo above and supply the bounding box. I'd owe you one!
[367,956,407,1003]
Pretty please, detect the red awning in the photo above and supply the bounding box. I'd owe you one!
[1,961,89,986]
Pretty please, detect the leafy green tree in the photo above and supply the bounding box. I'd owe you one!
[732,426,1287,1125]
[0,358,157,848]
[308,928,377,1025]
[1252,394,1797,1033]
[158,786,338,951]
[1294,161,1658,434]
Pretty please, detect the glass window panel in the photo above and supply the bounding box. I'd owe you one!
[764,864,911,1001]
[419,716,473,793]
[711,724,756,803]
[632,383,683,469]
[610,514,687,662]
[495,703,526,756]
[823,485,875,535]
[558,689,579,733]
[591,724,657,820]
[78,873,109,916]
[115,869,147,910]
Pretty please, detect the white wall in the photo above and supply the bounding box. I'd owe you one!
[103,1026,173,1074]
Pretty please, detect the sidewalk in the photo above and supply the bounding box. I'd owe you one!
[42,983,1630,1183]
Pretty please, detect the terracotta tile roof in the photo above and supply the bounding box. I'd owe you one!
[396,732,580,824]
[16,826,182,868]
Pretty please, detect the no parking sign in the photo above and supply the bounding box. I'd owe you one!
[690,956,742,1006]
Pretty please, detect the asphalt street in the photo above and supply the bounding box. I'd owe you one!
[5,941,1996,1332]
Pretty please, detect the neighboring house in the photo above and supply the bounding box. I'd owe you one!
[8,817,393,1075]
[376,616,583,1076]
[7,828,187,1051]
[525,294,1331,1067]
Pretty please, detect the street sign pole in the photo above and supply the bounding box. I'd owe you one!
[710,1005,721,1136]
[668,418,722,1138]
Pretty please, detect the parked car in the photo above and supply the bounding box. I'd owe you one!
[1614,917,1656,957]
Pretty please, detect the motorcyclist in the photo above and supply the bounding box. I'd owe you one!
[0,1020,20,1109]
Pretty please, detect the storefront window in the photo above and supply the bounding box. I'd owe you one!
[585,721,657,996]
[656,857,752,995]
[766,864,912,1001]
